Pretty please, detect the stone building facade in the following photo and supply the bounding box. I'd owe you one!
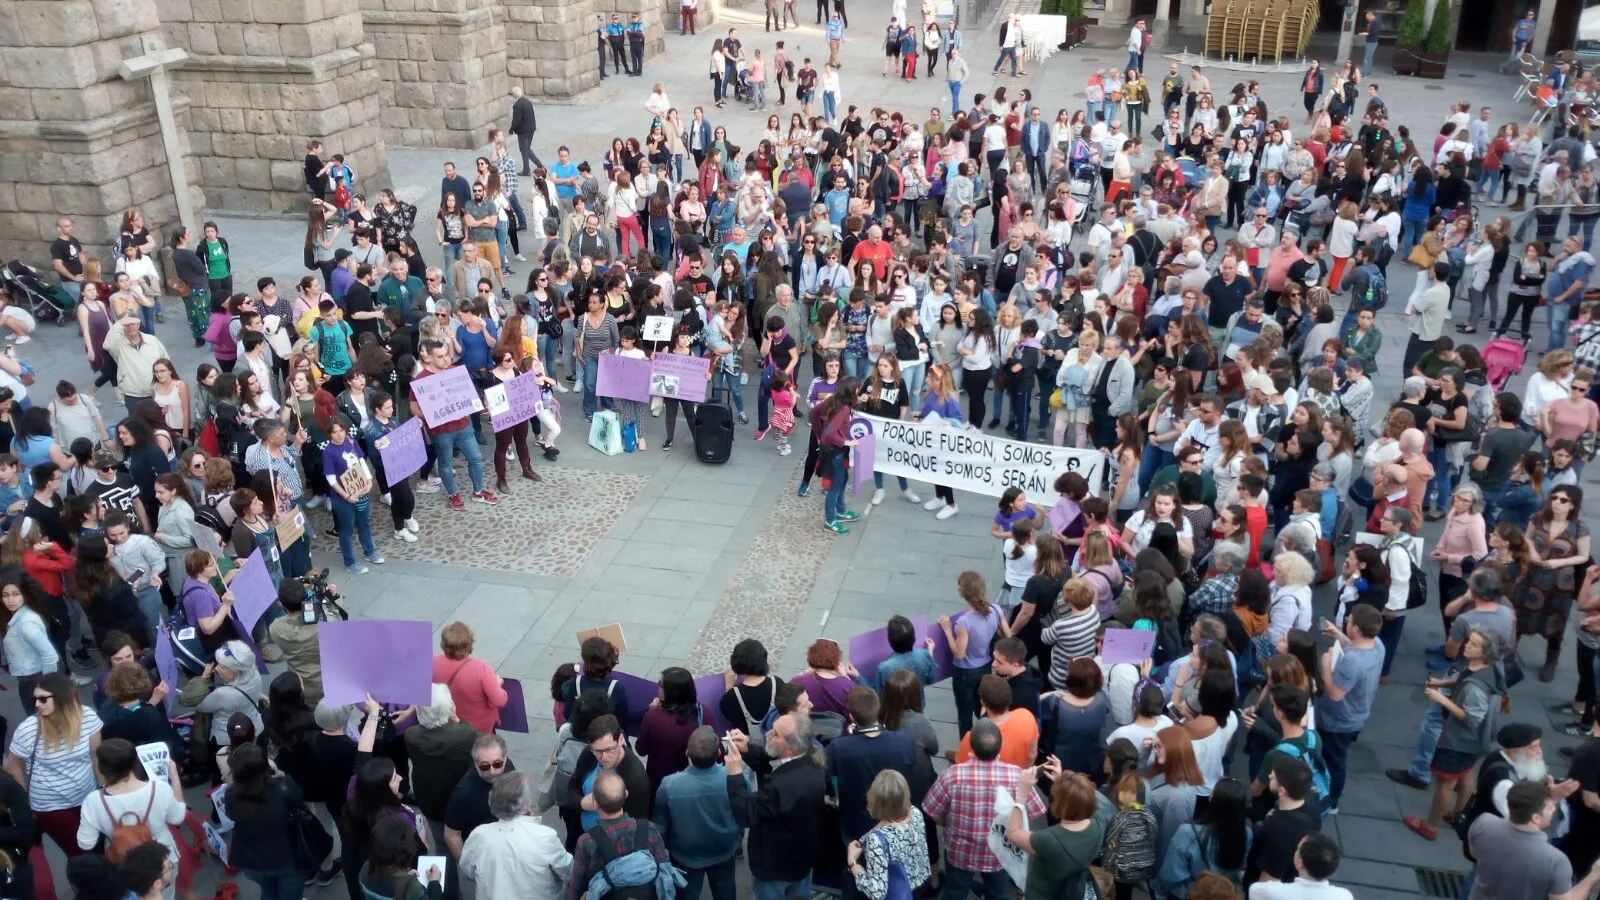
[0,0,667,264]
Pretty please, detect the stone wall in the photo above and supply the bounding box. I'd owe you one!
[362,0,509,147]
[502,0,668,101]
[155,0,389,212]
[0,0,203,263]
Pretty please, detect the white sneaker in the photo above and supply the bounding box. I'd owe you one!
[779,445,792,455]
[924,497,945,511]
[505,448,516,461]
[415,480,441,494]
[11,335,29,345]
[871,488,885,505]
[553,382,570,393]
[394,528,417,543]
[515,253,526,261]
[405,518,421,533]
[426,476,443,488]
[379,493,391,505]
[903,489,922,504]
[935,503,959,520]
[740,372,748,385]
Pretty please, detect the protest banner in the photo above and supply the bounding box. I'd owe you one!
[596,355,652,403]
[487,373,542,432]
[375,417,428,482]
[228,549,278,632]
[611,671,659,735]
[412,365,482,429]
[852,413,1107,501]
[693,674,731,732]
[851,433,876,497]
[649,353,710,403]
[498,678,529,733]
[317,620,433,706]
[153,630,179,712]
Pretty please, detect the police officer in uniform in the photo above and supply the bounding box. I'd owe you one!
[627,14,646,76]
[606,15,630,77]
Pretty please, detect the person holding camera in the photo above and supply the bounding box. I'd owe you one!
[268,576,330,705]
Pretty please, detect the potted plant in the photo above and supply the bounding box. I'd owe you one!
[1418,0,1453,76]
[1392,0,1427,75]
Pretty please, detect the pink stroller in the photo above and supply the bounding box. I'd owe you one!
[1481,337,1528,392]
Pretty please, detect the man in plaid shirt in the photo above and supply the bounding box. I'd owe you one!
[1572,301,1600,391]
[1183,541,1245,625]
[490,130,528,253]
[921,720,1047,900]
[565,770,672,900]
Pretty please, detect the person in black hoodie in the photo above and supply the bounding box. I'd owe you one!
[727,709,829,900]
[991,637,1042,719]
[1269,428,1320,534]
[564,715,651,853]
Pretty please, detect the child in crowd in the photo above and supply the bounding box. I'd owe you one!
[991,486,1042,539]
[768,371,797,456]
[615,326,650,451]
[999,517,1037,609]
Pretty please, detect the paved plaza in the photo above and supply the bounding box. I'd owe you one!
[6,8,1599,897]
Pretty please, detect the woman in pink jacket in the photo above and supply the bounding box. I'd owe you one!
[430,621,509,733]
[1429,484,1488,635]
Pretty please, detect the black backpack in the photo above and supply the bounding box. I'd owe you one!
[587,820,664,900]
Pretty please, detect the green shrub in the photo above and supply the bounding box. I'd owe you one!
[1396,0,1426,47]
[1424,0,1452,52]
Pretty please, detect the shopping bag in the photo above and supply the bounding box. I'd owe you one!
[986,786,1029,891]
[621,421,638,453]
[588,410,623,456]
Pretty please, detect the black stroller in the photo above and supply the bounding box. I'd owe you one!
[1,260,73,324]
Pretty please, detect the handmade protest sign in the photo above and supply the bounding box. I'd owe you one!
[853,413,1106,501]
[596,354,652,403]
[412,365,482,428]
[649,353,710,403]
[642,316,675,342]
[153,631,179,712]
[488,373,542,432]
[136,743,171,784]
[375,417,427,482]
[317,620,433,706]
[852,433,876,496]
[1101,629,1157,665]
[228,550,278,632]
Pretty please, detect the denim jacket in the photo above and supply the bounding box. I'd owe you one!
[1,607,57,677]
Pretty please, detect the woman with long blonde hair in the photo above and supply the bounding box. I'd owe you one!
[3,671,101,872]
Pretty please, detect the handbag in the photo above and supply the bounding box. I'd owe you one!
[165,275,191,298]
[1406,244,1435,270]
[286,793,334,873]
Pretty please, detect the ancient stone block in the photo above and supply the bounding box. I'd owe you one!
[251,0,322,24]
[258,134,293,162]
[93,0,163,39]
[14,185,53,217]
[244,109,274,134]
[187,22,219,53]
[199,156,236,187]
[0,185,18,214]
[235,158,271,189]
[242,23,282,55]
[127,166,172,206]
[270,160,303,191]
[213,22,246,54]
[190,0,222,20]
[7,47,100,89]
[53,182,127,217]
[16,1,100,47]
[217,107,246,133]
[213,132,255,157]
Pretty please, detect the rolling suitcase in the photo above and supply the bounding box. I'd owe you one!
[692,386,735,463]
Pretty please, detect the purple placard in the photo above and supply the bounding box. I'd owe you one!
[154,627,178,712]
[317,619,434,707]
[596,355,652,403]
[412,365,482,429]
[1048,498,1080,535]
[375,417,427,482]
[849,626,897,688]
[611,671,659,734]
[650,353,710,403]
[498,677,530,733]
[925,615,954,683]
[229,550,277,633]
[852,433,876,497]
[693,674,730,733]
[488,373,541,433]
[1101,629,1157,665]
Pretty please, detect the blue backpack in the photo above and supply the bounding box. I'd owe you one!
[1360,265,1388,310]
[1272,731,1332,819]
[872,830,914,900]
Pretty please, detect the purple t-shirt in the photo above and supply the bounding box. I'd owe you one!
[993,506,1041,532]
[954,605,1004,669]
[790,670,860,717]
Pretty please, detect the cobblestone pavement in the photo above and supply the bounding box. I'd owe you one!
[7,13,1600,898]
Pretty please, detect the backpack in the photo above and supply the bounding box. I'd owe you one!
[732,678,779,750]
[537,724,588,812]
[100,788,157,863]
[1360,265,1387,310]
[1272,731,1331,819]
[871,830,915,900]
[585,820,674,900]
[1101,803,1159,883]
[1386,541,1428,610]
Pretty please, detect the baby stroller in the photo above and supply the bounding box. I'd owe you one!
[1,260,72,324]
[730,62,754,105]
[1068,164,1097,228]
[1481,337,1528,392]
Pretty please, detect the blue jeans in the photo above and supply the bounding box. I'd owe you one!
[430,426,485,497]
[941,865,1013,900]
[495,219,512,270]
[1138,445,1173,497]
[1321,729,1357,808]
[135,585,162,649]
[873,472,909,491]
[440,242,464,294]
[681,858,738,900]
[243,867,305,900]
[1573,216,1599,253]
[579,357,615,418]
[1426,443,1451,512]
[138,302,158,335]
[993,46,1019,74]
[1399,216,1428,259]
[1127,51,1141,72]
[60,280,81,304]
[507,192,528,231]
[842,353,869,380]
[823,452,849,523]
[1477,166,1501,199]
[1362,41,1377,76]
[712,369,745,414]
[561,320,577,379]
[1379,612,1406,676]
[538,334,561,377]
[952,663,990,735]
[1407,702,1446,784]
[1549,298,1575,352]
[1008,384,1034,435]
[823,90,838,122]
[949,81,963,116]
[330,495,377,566]
[904,363,925,414]
[753,874,812,900]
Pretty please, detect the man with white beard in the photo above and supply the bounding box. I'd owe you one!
[1458,723,1580,899]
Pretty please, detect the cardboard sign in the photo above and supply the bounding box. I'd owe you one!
[576,623,627,653]
[642,315,675,342]
[488,373,542,432]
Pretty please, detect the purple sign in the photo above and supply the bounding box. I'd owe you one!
[317,619,434,707]
[596,355,652,403]
[650,353,710,403]
[1101,629,1157,665]
[375,417,427,482]
[849,625,898,688]
[852,433,876,497]
[229,550,278,633]
[412,365,482,429]
[693,674,730,732]
[611,671,660,735]
[498,677,530,733]
[154,627,178,712]
[1048,498,1080,535]
[488,373,542,433]
[926,615,954,683]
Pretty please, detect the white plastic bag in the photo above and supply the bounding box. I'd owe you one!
[588,410,623,456]
[986,786,1029,891]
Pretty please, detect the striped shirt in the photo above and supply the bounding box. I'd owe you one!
[9,707,103,811]
[1042,607,1101,690]
[244,443,304,510]
[578,314,620,362]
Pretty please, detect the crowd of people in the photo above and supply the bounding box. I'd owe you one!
[3,6,1600,900]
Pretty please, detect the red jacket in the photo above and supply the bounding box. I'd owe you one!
[23,544,74,597]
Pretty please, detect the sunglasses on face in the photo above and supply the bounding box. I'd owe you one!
[32,695,51,705]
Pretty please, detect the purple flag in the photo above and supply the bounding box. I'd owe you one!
[317,620,434,707]
[487,373,542,433]
[1100,629,1157,665]
[412,365,482,429]
[693,674,730,732]
[649,353,710,403]
[611,671,660,735]
[229,550,278,633]
[375,417,427,482]
[153,628,179,712]
[925,615,954,683]
[498,677,530,733]
[596,355,652,403]
[851,433,876,497]
[849,626,897,687]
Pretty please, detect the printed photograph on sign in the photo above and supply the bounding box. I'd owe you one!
[136,742,171,783]
[650,373,680,397]
[642,315,674,342]
[484,383,511,417]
